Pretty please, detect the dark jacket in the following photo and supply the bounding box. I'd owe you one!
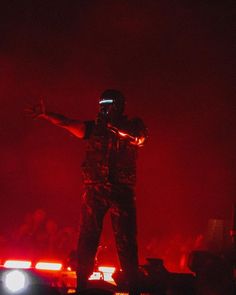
[82,115,147,185]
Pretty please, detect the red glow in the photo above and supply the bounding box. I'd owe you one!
[134,136,146,146]
[118,131,127,137]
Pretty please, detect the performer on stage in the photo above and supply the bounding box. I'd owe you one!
[27,89,147,294]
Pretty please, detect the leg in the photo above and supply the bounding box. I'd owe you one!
[110,185,140,295]
[77,185,108,292]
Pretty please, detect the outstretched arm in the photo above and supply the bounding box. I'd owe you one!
[26,99,86,139]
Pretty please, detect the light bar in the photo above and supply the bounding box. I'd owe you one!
[4,260,32,269]
[98,266,116,273]
[89,267,116,282]
[98,266,116,282]
[89,272,102,280]
[67,289,76,294]
[99,99,114,104]
[35,262,62,271]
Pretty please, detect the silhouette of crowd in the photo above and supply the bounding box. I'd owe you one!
[0,208,78,262]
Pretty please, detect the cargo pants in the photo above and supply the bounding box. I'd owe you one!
[76,183,139,294]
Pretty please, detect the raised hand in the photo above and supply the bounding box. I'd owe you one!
[25,99,46,119]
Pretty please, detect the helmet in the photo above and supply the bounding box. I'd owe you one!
[99,89,125,115]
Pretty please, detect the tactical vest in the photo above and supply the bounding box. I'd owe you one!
[81,117,142,186]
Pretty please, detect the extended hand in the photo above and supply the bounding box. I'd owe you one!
[25,99,46,119]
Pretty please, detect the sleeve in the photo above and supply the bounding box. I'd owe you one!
[83,120,95,139]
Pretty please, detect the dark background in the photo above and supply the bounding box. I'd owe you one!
[0,0,235,270]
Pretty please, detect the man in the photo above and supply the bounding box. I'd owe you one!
[27,89,147,294]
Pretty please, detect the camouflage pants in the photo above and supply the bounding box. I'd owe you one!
[77,183,139,292]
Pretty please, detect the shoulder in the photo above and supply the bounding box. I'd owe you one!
[129,117,145,126]
[128,117,146,132]
[122,116,147,138]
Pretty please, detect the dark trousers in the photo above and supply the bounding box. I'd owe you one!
[77,183,139,293]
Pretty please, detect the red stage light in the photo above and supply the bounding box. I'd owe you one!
[35,262,62,271]
[4,260,32,269]
[98,266,116,282]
